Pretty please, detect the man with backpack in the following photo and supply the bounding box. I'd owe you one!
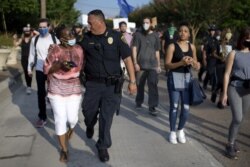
[28,18,59,128]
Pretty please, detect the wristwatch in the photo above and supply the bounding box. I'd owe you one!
[129,80,136,84]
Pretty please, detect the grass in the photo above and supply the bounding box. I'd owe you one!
[0,33,13,48]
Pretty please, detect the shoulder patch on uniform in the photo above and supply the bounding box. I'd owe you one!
[121,35,128,44]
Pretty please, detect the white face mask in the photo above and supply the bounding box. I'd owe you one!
[68,39,76,46]
[216,36,220,41]
[143,23,150,31]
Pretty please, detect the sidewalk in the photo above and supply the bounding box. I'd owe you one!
[0,60,227,167]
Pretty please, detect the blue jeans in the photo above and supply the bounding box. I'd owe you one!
[167,72,190,131]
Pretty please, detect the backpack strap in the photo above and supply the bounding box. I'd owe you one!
[51,34,57,44]
[32,35,40,69]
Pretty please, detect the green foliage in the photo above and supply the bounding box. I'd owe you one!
[130,0,233,43]
[0,0,80,33]
[0,34,13,47]
[129,4,156,26]
[47,0,80,27]
[222,0,250,31]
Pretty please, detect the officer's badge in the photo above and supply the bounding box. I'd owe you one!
[121,35,128,44]
[107,37,113,44]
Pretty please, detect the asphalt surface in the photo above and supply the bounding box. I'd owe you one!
[0,60,249,167]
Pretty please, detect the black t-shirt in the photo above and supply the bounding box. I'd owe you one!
[21,39,31,61]
[171,42,193,73]
[80,29,131,78]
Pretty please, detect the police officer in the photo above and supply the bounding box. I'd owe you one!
[202,24,220,91]
[80,9,137,162]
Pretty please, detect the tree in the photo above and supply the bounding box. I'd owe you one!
[129,3,156,27]
[46,0,80,27]
[0,0,80,34]
[151,0,232,43]
[0,0,39,33]
[222,0,250,31]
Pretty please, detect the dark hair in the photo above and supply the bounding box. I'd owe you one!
[88,9,105,21]
[178,21,192,42]
[178,22,190,31]
[39,18,50,26]
[236,27,250,50]
[119,21,127,28]
[142,17,152,23]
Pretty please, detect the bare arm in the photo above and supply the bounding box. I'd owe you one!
[13,34,22,47]
[221,50,235,106]
[123,56,137,94]
[202,49,207,67]
[132,46,140,72]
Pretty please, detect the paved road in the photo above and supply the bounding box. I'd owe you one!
[0,61,249,167]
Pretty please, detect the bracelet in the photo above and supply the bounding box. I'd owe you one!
[129,80,136,84]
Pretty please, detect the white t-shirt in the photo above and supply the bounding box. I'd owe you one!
[220,44,232,58]
[28,34,60,72]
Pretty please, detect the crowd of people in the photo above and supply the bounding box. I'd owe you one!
[12,9,250,163]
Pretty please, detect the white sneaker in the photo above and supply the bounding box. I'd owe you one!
[26,87,32,95]
[177,129,186,144]
[169,131,178,144]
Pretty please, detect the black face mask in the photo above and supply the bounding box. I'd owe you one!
[24,33,31,37]
[243,40,250,48]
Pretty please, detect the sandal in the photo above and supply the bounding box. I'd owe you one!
[59,149,69,163]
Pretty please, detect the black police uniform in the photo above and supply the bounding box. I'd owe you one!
[80,29,131,149]
[203,36,220,90]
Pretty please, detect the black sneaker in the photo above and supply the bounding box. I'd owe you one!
[211,92,217,103]
[149,107,158,116]
[225,144,238,160]
[97,148,109,162]
[217,101,224,109]
[136,103,142,109]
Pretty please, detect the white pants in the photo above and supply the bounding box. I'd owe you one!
[48,94,82,135]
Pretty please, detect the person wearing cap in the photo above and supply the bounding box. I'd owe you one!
[72,23,83,43]
[202,25,220,91]
[13,26,33,94]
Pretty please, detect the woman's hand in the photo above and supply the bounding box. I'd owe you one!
[221,94,228,106]
[182,56,193,66]
[48,61,62,74]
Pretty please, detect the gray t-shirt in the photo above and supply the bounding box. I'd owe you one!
[232,50,250,80]
[132,31,160,70]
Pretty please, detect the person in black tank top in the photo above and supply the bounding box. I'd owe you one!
[165,22,200,144]
[13,27,33,95]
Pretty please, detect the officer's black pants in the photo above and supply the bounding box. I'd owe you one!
[82,81,120,149]
[36,70,47,121]
[135,70,159,108]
